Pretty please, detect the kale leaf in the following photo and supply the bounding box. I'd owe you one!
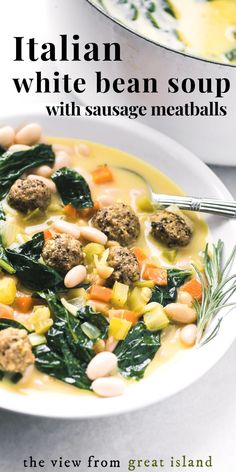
[150,268,191,307]
[0,204,6,221]
[0,144,55,199]
[0,318,27,331]
[14,231,45,260]
[6,249,62,290]
[51,167,93,210]
[114,321,161,380]
[34,291,108,390]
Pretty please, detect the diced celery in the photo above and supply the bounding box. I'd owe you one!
[136,195,154,212]
[66,288,88,300]
[128,286,150,313]
[0,278,16,305]
[135,280,155,288]
[28,333,47,346]
[23,208,43,222]
[84,243,105,264]
[162,249,177,263]
[81,322,101,340]
[111,281,129,308]
[109,317,132,340]
[143,303,169,331]
[61,297,78,316]
[0,221,19,246]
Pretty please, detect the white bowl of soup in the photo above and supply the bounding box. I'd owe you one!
[0,111,236,418]
[47,0,236,165]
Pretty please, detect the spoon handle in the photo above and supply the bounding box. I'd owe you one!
[152,194,236,218]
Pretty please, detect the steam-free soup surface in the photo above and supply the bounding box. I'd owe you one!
[1,135,208,396]
[95,0,236,64]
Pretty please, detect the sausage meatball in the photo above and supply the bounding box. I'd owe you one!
[42,233,84,274]
[92,203,140,246]
[107,246,140,286]
[0,328,35,374]
[151,211,192,247]
[7,177,51,213]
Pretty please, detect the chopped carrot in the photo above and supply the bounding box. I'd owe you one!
[91,165,114,184]
[108,309,138,325]
[143,264,168,286]
[132,247,147,266]
[181,278,202,300]
[44,229,53,241]
[89,285,113,303]
[64,204,78,219]
[0,305,14,319]
[15,296,34,313]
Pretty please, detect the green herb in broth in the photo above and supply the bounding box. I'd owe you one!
[51,167,93,210]
[225,47,236,62]
[0,236,16,274]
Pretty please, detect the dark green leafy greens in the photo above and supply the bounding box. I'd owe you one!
[225,48,236,62]
[150,268,191,306]
[52,167,93,210]
[6,248,63,291]
[0,145,5,156]
[0,236,16,274]
[34,291,108,389]
[0,204,6,220]
[0,318,27,331]
[0,144,55,199]
[114,321,161,379]
[13,231,45,260]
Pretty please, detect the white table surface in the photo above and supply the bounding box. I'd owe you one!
[0,3,236,471]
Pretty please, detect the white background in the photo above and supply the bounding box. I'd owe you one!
[0,2,236,472]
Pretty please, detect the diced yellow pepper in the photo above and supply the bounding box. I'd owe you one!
[135,280,155,288]
[111,281,129,308]
[0,277,16,305]
[128,286,151,313]
[34,318,53,335]
[143,303,169,331]
[28,306,52,333]
[136,195,154,212]
[109,317,132,340]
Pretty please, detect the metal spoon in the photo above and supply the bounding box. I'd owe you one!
[115,167,236,218]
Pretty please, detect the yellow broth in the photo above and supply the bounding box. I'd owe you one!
[1,136,209,395]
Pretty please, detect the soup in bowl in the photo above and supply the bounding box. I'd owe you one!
[0,121,235,407]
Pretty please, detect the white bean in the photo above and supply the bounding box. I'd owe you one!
[92,376,125,397]
[9,144,30,152]
[15,123,42,145]
[27,174,56,193]
[76,143,91,157]
[86,352,118,380]
[64,265,87,289]
[53,144,72,155]
[80,226,107,245]
[180,324,197,347]
[0,126,15,148]
[164,303,197,323]
[32,165,53,178]
[177,290,193,306]
[53,220,80,239]
[53,151,71,172]
[97,195,115,207]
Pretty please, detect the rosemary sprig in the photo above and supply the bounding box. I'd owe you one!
[193,240,236,346]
